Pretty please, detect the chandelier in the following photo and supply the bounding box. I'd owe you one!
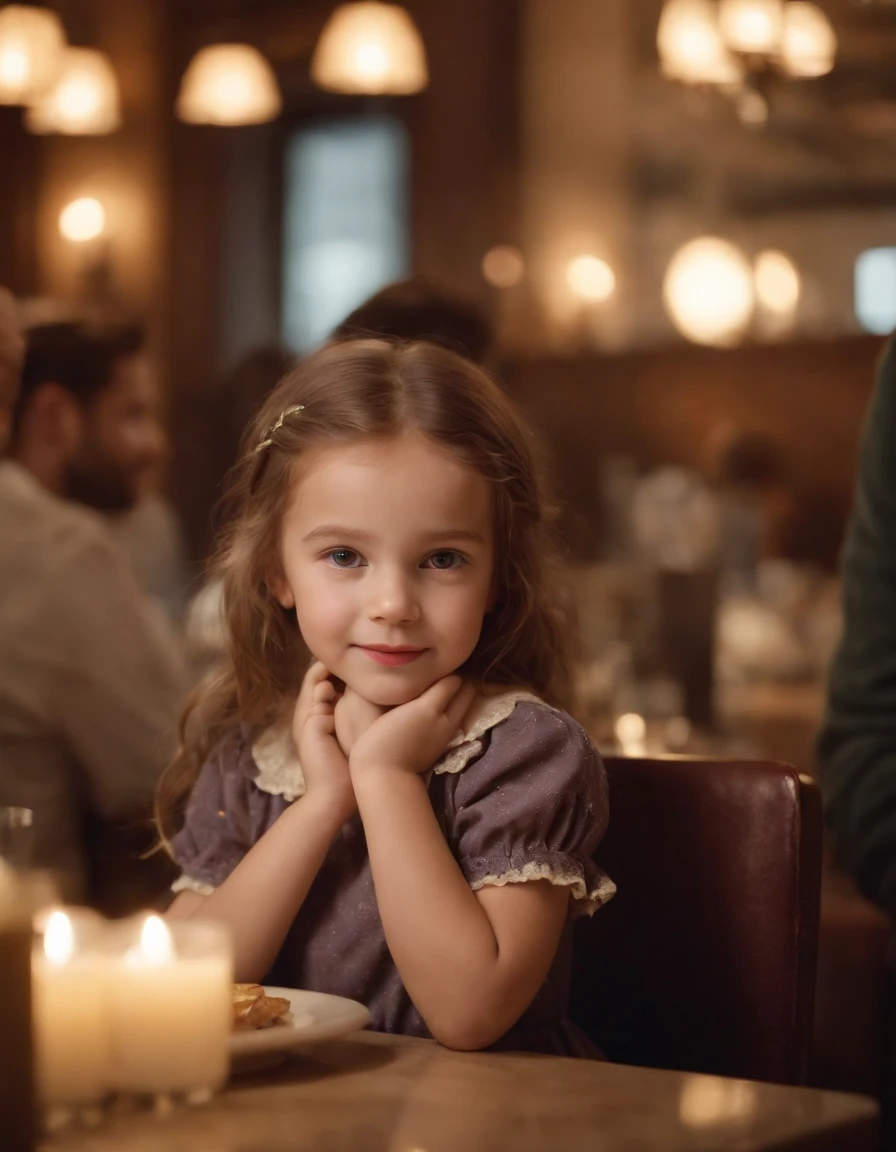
[657,0,837,123]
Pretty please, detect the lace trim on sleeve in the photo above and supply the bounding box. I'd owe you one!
[470,862,617,918]
[171,874,215,896]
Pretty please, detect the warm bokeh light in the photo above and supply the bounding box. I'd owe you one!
[567,255,616,304]
[615,713,647,750]
[718,0,784,56]
[58,198,106,243]
[176,44,282,126]
[311,2,429,95]
[482,245,526,289]
[26,47,121,135]
[0,4,65,105]
[737,88,769,127]
[780,2,837,78]
[43,910,75,967]
[664,237,755,346]
[657,0,743,86]
[680,1075,759,1128]
[754,250,801,314]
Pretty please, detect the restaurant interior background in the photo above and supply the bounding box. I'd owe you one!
[2,0,896,1115]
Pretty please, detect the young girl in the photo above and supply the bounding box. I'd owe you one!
[159,339,615,1054]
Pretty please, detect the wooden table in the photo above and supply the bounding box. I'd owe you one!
[46,1033,879,1152]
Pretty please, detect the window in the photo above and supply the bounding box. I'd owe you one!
[282,115,409,352]
[855,247,896,336]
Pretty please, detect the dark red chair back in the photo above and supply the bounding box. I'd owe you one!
[571,757,822,1084]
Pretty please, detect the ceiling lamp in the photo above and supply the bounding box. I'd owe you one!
[311,2,429,96]
[176,44,282,126]
[780,2,837,78]
[664,237,755,346]
[657,0,743,85]
[0,4,66,105]
[25,47,121,135]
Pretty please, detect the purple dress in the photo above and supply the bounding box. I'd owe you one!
[171,694,615,1055]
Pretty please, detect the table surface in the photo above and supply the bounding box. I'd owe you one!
[45,1032,879,1152]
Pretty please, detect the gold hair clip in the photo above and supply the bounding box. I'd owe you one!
[254,405,305,454]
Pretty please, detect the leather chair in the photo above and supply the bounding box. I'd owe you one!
[571,757,823,1085]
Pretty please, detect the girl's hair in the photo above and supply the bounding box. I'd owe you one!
[156,339,574,842]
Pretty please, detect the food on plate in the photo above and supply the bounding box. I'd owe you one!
[232,984,292,1031]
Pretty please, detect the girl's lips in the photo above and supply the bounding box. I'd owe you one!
[357,646,426,667]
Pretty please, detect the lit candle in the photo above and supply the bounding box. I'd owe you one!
[108,916,232,1096]
[32,909,109,1107]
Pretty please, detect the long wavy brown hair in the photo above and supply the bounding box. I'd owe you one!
[156,339,575,843]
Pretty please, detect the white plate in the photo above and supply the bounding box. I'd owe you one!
[230,986,370,1067]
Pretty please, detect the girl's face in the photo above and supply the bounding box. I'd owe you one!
[273,431,496,707]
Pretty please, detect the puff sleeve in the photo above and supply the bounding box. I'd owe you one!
[445,703,616,916]
[169,729,256,895]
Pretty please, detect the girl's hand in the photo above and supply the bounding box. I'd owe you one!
[292,662,356,819]
[334,685,387,758]
[349,676,477,779]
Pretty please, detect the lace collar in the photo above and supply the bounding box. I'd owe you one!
[251,687,542,801]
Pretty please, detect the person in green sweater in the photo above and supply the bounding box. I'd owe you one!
[819,338,896,912]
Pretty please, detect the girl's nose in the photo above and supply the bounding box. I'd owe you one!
[367,567,421,627]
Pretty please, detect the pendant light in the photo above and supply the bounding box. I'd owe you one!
[311,2,428,96]
[176,43,281,126]
[0,4,65,105]
[25,46,121,135]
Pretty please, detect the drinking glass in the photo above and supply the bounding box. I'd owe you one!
[0,807,33,869]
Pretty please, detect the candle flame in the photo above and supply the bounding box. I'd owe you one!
[140,914,174,965]
[44,910,75,967]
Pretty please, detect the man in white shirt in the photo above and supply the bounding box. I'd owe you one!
[0,319,185,906]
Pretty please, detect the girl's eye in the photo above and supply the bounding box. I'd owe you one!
[326,549,363,569]
[424,551,465,571]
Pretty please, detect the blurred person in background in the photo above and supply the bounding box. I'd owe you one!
[819,339,896,915]
[0,320,185,909]
[332,278,494,366]
[108,469,189,631]
[705,425,795,595]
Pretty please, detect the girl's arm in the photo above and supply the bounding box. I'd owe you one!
[168,663,354,982]
[348,677,570,1051]
[354,767,569,1050]
[168,789,350,981]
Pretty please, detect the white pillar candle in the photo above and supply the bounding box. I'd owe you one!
[32,909,109,1107]
[108,916,232,1095]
